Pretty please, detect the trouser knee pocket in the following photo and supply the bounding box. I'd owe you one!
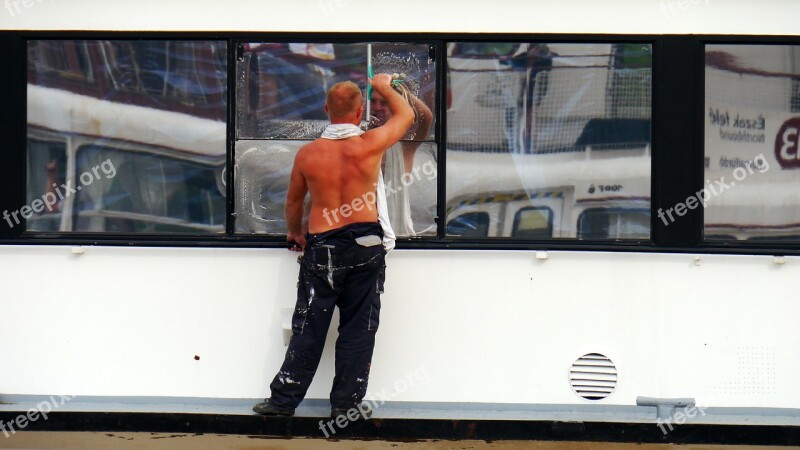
[368,264,385,331]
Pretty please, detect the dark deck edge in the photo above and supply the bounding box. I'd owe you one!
[0,412,798,445]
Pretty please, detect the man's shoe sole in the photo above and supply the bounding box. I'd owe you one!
[252,402,294,416]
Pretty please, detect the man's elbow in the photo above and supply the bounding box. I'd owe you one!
[398,107,415,129]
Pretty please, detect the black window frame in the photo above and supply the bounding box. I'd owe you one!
[2,31,800,255]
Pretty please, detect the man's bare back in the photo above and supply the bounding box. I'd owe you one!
[285,74,414,247]
[297,137,382,233]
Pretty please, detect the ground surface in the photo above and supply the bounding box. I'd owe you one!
[1,433,798,450]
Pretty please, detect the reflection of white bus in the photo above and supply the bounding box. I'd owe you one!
[26,84,226,233]
[703,44,800,241]
[447,42,651,154]
[445,42,652,240]
[703,180,800,241]
[445,147,651,240]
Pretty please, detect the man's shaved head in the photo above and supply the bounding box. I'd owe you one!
[326,81,363,120]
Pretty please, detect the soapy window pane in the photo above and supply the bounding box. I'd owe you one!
[235,42,438,237]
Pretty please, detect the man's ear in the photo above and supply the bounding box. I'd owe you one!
[355,104,363,120]
[324,103,329,115]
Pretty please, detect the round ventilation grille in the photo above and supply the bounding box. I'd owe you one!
[569,353,617,401]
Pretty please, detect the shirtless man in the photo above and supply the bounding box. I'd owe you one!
[253,73,413,418]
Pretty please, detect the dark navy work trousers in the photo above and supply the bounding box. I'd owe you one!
[269,222,385,411]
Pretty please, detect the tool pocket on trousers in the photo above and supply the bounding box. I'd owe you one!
[292,268,312,334]
[368,264,385,331]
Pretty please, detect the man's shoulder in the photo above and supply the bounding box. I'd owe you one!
[296,138,364,164]
[301,138,326,150]
[359,128,398,150]
[297,139,328,157]
[302,137,364,149]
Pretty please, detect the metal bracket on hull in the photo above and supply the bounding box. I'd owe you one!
[636,396,696,421]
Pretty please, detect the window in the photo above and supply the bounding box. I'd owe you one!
[446,212,490,237]
[26,40,228,234]
[28,40,94,82]
[704,44,800,242]
[72,146,225,233]
[234,42,437,236]
[512,206,553,239]
[22,35,800,252]
[577,208,649,240]
[446,42,652,240]
[26,136,67,232]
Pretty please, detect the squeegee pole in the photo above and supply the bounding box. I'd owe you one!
[366,43,372,124]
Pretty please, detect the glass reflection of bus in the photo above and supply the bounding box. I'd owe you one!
[445,42,651,240]
[702,44,800,243]
[444,151,650,240]
[703,181,800,242]
[26,40,227,234]
[26,125,226,234]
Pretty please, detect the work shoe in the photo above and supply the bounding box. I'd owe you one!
[330,402,374,420]
[252,399,294,416]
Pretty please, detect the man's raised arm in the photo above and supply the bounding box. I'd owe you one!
[400,90,433,173]
[362,73,415,153]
